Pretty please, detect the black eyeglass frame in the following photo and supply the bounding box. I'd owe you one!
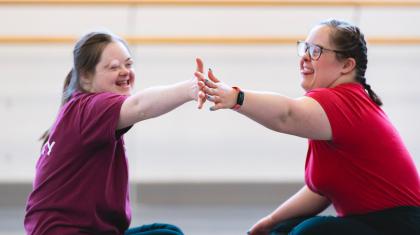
[297,40,346,61]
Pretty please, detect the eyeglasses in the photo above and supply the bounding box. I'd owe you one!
[297,40,344,61]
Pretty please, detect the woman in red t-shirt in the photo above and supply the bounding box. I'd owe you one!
[24,31,206,235]
[195,19,420,235]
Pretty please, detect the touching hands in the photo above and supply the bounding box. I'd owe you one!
[194,58,240,111]
[194,58,207,109]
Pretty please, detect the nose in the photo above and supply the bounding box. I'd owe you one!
[302,50,311,62]
[299,54,310,67]
[119,66,129,76]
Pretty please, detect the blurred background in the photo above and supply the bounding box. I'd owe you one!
[0,0,419,234]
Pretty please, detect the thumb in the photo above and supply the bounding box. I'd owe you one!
[196,58,204,73]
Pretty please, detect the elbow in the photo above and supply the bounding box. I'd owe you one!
[127,98,150,124]
[273,106,292,132]
[134,103,152,122]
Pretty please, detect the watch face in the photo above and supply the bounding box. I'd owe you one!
[237,90,245,105]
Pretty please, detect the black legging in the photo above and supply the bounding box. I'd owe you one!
[125,223,184,235]
[270,206,420,235]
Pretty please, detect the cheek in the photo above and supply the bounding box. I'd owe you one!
[316,60,337,74]
[325,63,342,78]
[129,70,136,83]
[312,63,331,85]
[317,66,341,86]
[95,73,115,88]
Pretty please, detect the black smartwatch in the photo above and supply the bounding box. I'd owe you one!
[231,86,244,110]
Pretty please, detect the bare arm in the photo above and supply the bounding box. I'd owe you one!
[249,185,331,235]
[117,79,199,129]
[117,59,206,129]
[268,185,330,224]
[238,91,331,140]
[195,68,332,140]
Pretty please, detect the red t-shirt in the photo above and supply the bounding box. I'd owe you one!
[25,92,131,235]
[305,83,420,216]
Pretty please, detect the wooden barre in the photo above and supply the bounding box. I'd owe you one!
[1,36,420,45]
[1,0,420,7]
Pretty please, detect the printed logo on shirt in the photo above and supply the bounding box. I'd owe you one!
[41,140,55,156]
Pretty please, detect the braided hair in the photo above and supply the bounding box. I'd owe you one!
[320,19,383,106]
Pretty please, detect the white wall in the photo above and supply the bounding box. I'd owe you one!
[0,4,419,183]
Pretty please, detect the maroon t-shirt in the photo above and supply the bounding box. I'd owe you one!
[305,83,420,216]
[25,92,131,235]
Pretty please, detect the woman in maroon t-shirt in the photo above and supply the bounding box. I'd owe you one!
[24,32,207,235]
[195,19,420,235]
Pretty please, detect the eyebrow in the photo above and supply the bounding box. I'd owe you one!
[104,62,116,68]
[104,58,133,68]
[306,41,323,48]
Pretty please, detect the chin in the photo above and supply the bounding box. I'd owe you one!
[113,89,131,96]
[301,76,318,92]
[122,90,132,96]
[300,80,310,92]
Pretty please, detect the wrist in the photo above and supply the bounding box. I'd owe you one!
[186,79,196,101]
[231,86,244,110]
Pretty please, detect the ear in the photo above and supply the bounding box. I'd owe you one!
[341,57,356,75]
[79,73,93,91]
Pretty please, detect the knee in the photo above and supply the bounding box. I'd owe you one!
[150,223,184,235]
[125,223,184,235]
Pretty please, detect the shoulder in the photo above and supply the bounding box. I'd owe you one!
[67,92,128,109]
[305,83,378,142]
[73,91,126,102]
[305,83,369,111]
[59,91,129,123]
[306,83,364,99]
[63,92,130,142]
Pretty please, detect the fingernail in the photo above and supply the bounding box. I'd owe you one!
[205,79,209,84]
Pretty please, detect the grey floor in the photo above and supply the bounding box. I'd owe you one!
[0,203,335,235]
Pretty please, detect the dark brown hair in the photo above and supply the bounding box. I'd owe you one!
[320,19,383,106]
[40,32,130,146]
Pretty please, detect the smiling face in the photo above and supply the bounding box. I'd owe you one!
[299,25,349,92]
[82,41,135,96]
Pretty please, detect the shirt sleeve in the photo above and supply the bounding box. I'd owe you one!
[305,87,358,144]
[77,92,129,145]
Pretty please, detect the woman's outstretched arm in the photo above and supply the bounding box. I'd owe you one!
[194,60,331,140]
[117,59,206,129]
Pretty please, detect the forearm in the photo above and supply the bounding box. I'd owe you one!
[118,80,194,128]
[137,80,193,118]
[236,90,293,133]
[267,186,331,227]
